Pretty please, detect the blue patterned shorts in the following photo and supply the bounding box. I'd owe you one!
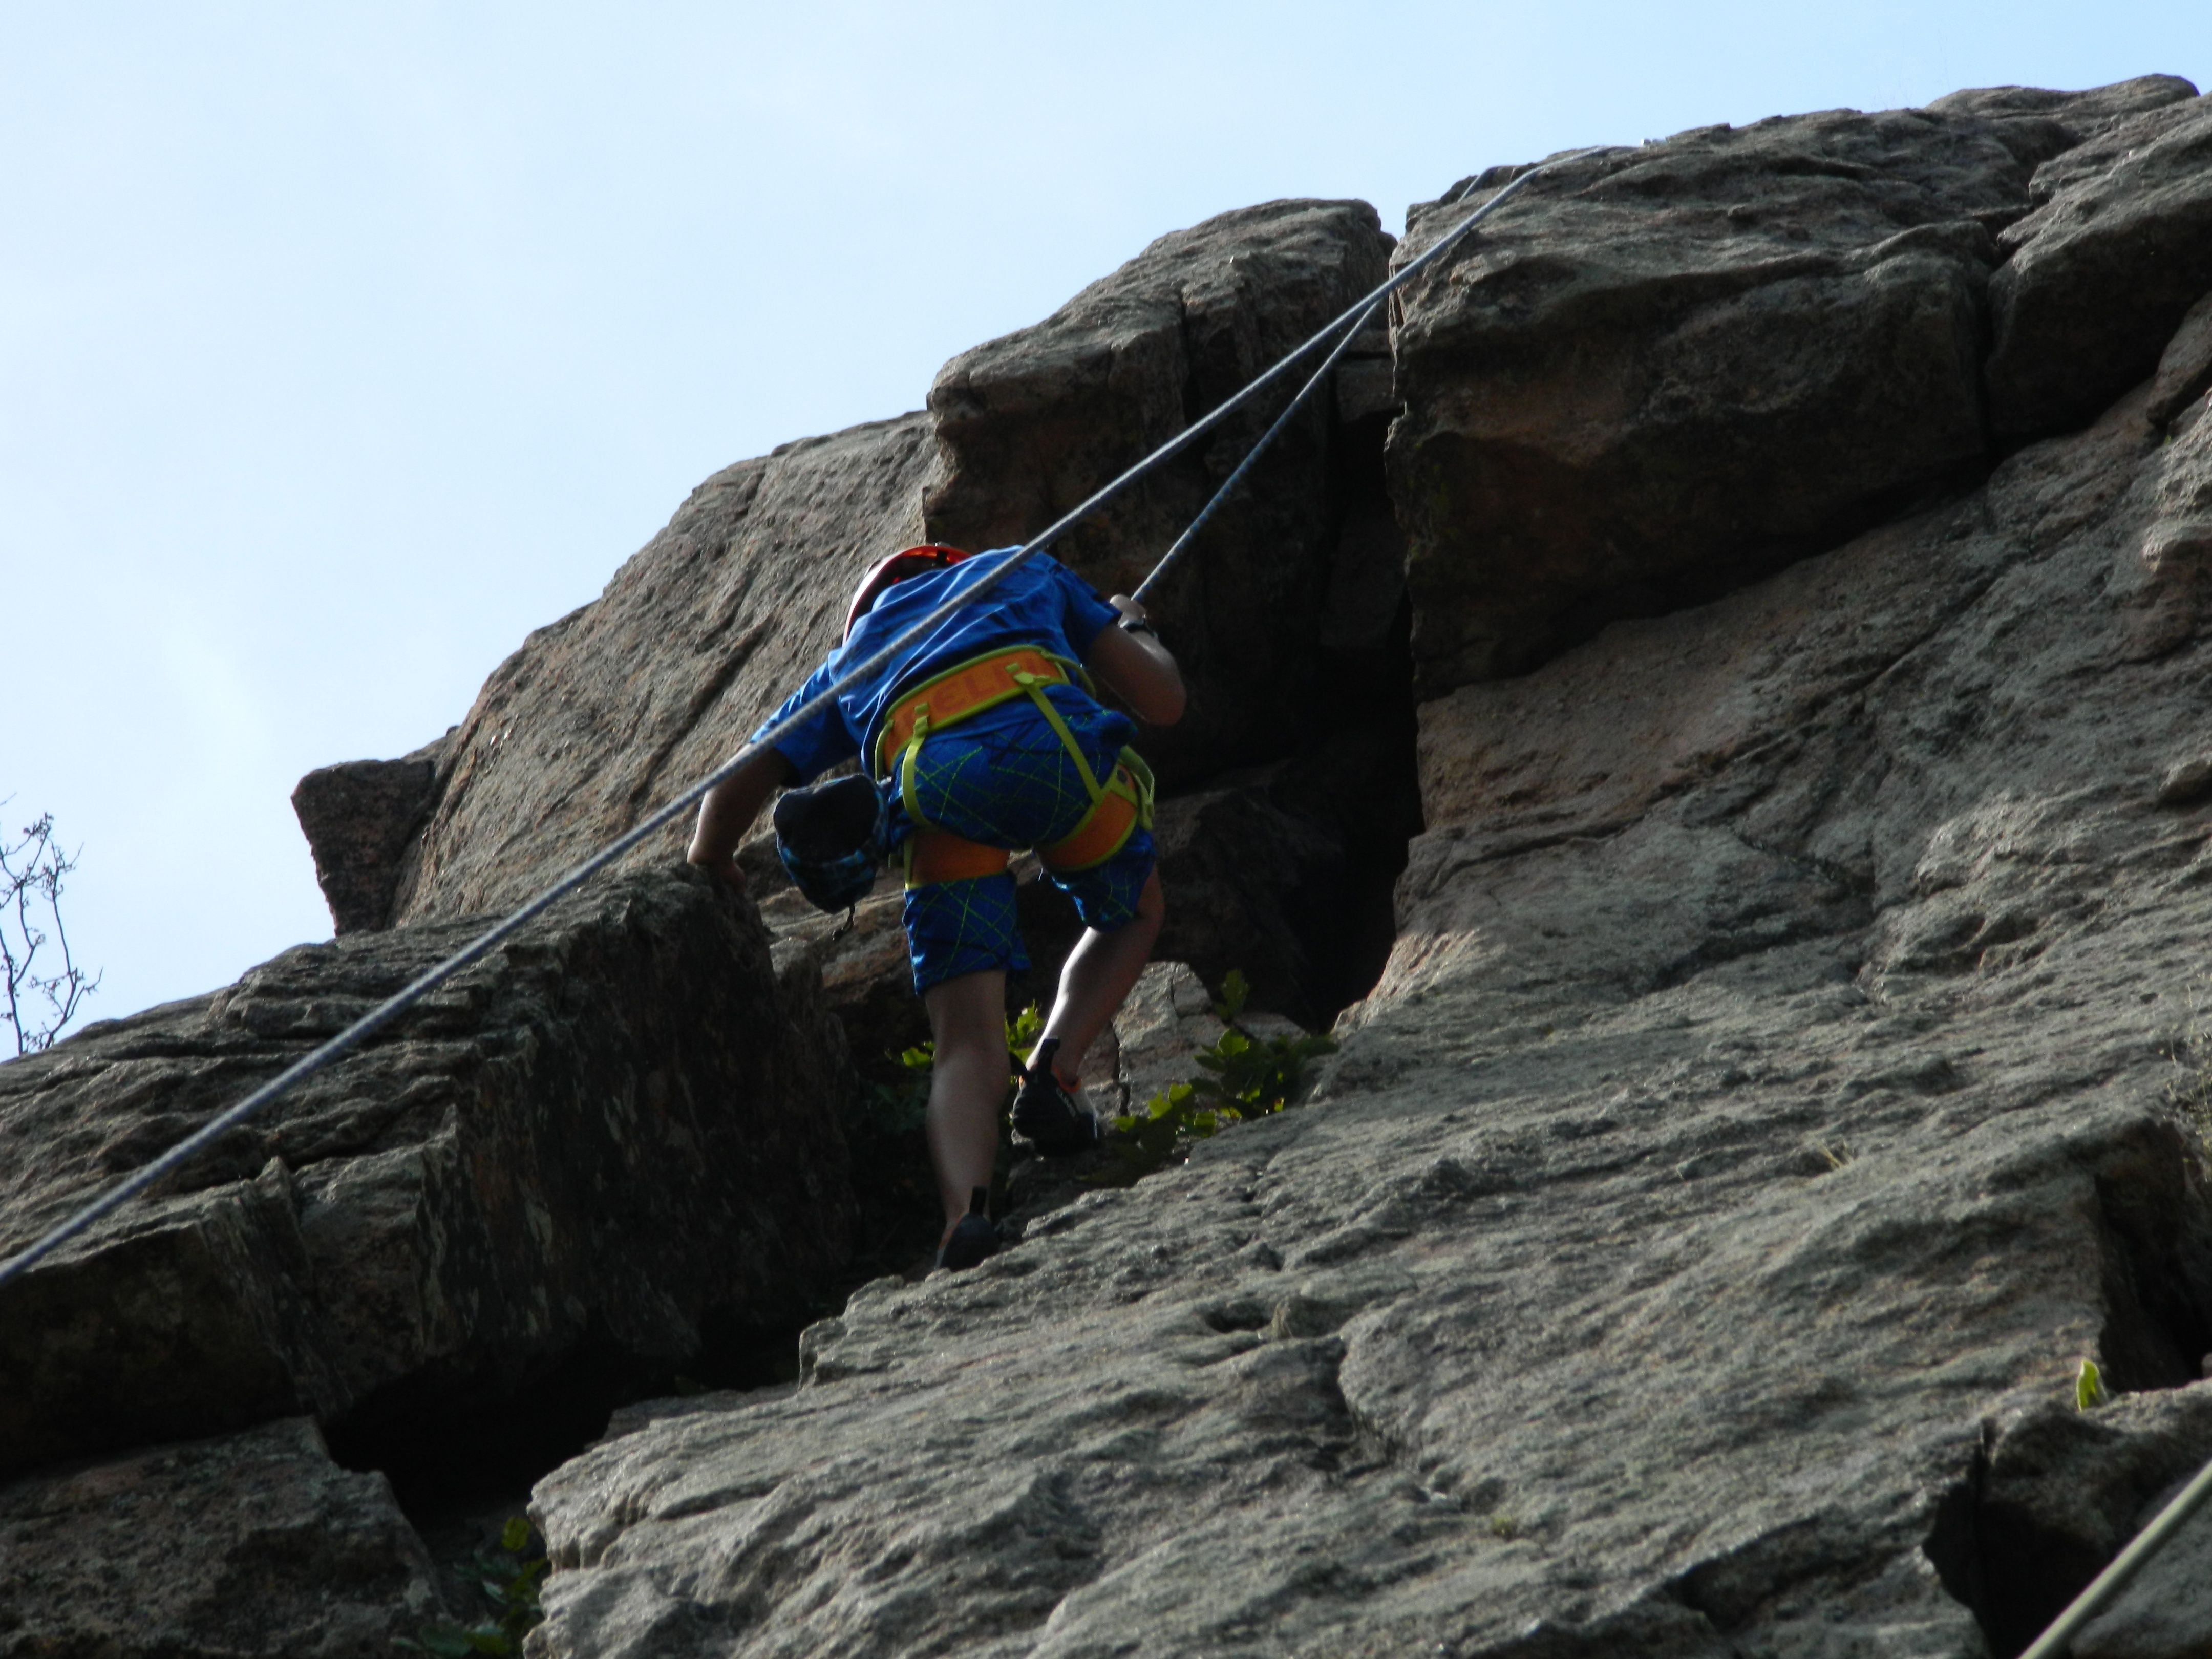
[895,696,1155,994]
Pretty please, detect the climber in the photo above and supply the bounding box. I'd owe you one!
[685,544,1186,1271]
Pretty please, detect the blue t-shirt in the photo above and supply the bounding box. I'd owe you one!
[753,550,1122,783]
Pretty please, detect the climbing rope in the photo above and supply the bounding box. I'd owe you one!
[0,150,1586,1294]
[1133,293,1382,603]
[1137,157,1581,602]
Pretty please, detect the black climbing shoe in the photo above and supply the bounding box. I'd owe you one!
[937,1187,999,1272]
[1010,1037,1101,1156]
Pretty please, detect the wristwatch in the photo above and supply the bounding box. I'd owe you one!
[1118,615,1158,639]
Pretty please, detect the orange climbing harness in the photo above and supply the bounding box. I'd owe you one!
[876,645,1156,889]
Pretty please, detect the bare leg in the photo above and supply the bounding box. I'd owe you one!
[1038,870,1164,1083]
[922,968,1009,1247]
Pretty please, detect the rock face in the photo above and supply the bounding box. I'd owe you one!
[1971,1387,2212,1656]
[27,69,2212,1659]
[0,865,853,1480]
[526,389,2212,1659]
[0,1417,444,1658]
[389,414,938,928]
[1386,76,2203,694]
[926,199,1395,787]
[291,732,451,933]
[520,80,2212,1659]
[1984,89,2212,436]
[331,200,1412,1053]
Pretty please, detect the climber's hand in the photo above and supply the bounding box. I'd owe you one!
[687,841,750,893]
[686,746,794,892]
[691,848,749,894]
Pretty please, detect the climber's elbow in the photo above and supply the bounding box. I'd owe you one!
[1136,669,1186,727]
[1089,624,1186,727]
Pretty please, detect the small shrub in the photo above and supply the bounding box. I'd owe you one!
[1095,970,1338,1185]
[1,809,100,1057]
[395,1516,546,1655]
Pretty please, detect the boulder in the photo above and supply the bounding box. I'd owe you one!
[0,1417,444,1658]
[925,199,1394,786]
[0,865,854,1480]
[1970,1388,2212,1655]
[1986,90,2212,436]
[519,274,2212,1659]
[385,413,938,927]
[1384,79,2195,694]
[290,731,451,934]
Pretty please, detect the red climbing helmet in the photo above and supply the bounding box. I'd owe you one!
[843,545,969,641]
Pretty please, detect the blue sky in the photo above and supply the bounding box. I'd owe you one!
[5,1,2207,1026]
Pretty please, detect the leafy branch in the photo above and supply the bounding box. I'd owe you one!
[394,1516,546,1655]
[1,806,100,1058]
[1095,970,1337,1185]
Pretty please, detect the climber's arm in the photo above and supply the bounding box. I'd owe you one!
[1086,595,1186,727]
[686,745,798,888]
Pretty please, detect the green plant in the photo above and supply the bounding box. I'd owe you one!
[394,1516,546,1655]
[2077,1357,2109,1412]
[1488,1514,1519,1541]
[1096,971,1338,1184]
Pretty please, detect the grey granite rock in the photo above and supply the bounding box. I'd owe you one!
[388,414,937,928]
[521,261,2212,1659]
[291,731,452,934]
[1385,78,2199,695]
[925,199,1394,788]
[44,75,2212,1659]
[0,1417,443,1658]
[0,865,853,1478]
[1986,92,2212,436]
[1973,1387,2212,1652]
